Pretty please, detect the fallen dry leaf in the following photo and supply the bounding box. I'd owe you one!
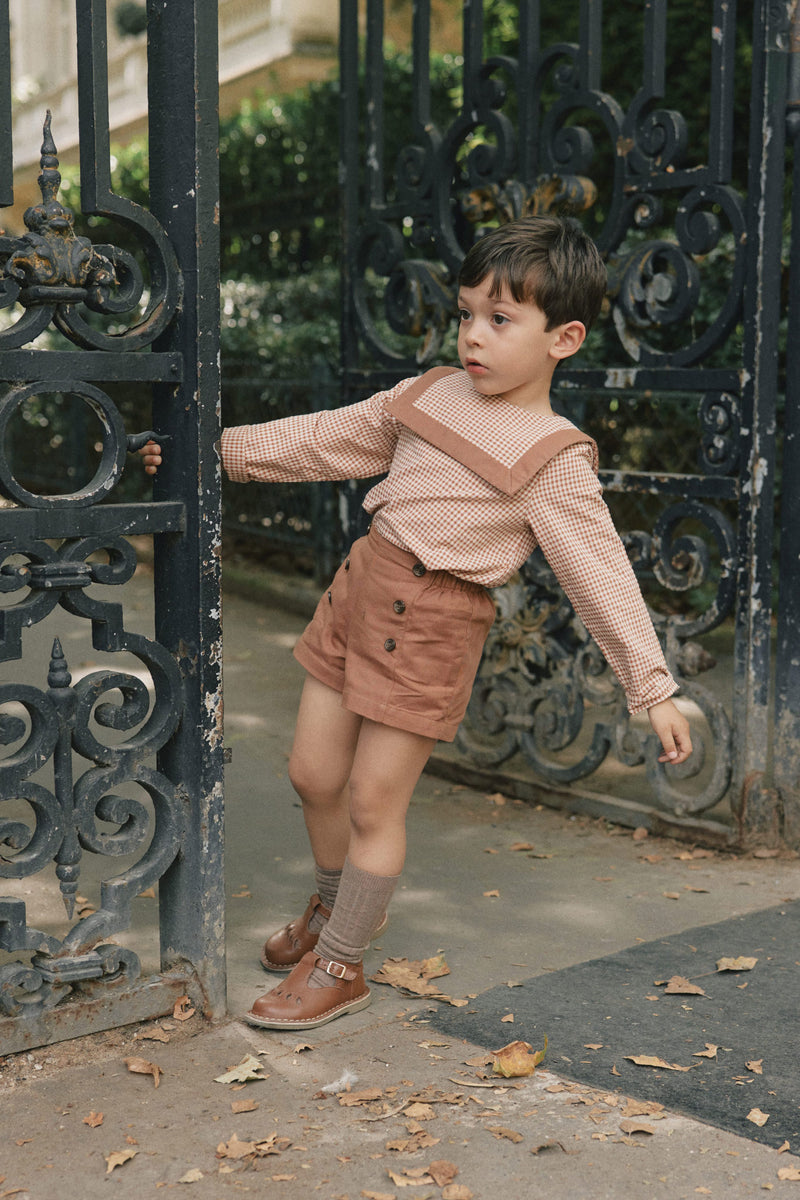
[137,886,156,899]
[619,1120,655,1135]
[214,1055,269,1085]
[173,995,196,1021]
[105,1148,137,1175]
[632,827,649,841]
[500,1013,515,1023]
[693,1044,718,1059]
[716,956,758,973]
[428,1161,459,1187]
[387,1167,435,1187]
[483,889,500,898]
[510,842,535,852]
[82,1111,103,1127]
[746,1059,764,1074]
[530,1139,568,1155]
[216,1133,258,1159]
[124,1056,162,1087]
[177,1168,204,1183]
[621,1099,664,1117]
[584,1043,604,1050]
[662,892,681,900]
[778,1167,800,1181]
[135,1026,171,1043]
[293,1042,313,1054]
[371,955,465,1005]
[442,1187,473,1200]
[747,1107,770,1127]
[231,1099,260,1114]
[658,975,706,996]
[492,1037,547,1078]
[778,1141,790,1153]
[625,1055,691,1072]
[487,1126,524,1143]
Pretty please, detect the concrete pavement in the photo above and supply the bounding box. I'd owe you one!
[1,561,799,1198]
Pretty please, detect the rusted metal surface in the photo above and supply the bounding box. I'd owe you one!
[339,0,791,844]
[0,0,223,1050]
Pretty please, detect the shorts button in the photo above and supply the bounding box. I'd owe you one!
[393,600,406,614]
[412,562,426,577]
[384,638,397,652]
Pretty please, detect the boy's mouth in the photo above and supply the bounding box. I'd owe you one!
[465,358,487,374]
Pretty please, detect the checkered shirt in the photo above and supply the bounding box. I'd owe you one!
[221,371,676,713]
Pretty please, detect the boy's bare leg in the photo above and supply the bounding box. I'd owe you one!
[288,674,363,870]
[346,718,437,876]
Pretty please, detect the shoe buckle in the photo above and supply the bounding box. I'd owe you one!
[323,958,348,979]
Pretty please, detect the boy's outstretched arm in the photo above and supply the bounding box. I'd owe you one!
[648,698,692,765]
[138,440,162,475]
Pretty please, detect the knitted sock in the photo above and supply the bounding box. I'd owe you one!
[307,858,399,988]
[308,865,342,932]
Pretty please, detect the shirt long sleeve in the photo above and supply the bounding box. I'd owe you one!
[220,387,401,484]
[525,444,676,713]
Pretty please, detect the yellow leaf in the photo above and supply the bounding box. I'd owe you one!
[693,1044,718,1059]
[716,956,758,972]
[82,1111,103,1127]
[491,1037,547,1078]
[747,1108,770,1127]
[778,1167,800,1181]
[124,1056,162,1088]
[625,1055,691,1072]
[105,1148,137,1175]
[178,1168,204,1183]
[214,1055,268,1084]
[746,1059,764,1074]
[501,1013,515,1023]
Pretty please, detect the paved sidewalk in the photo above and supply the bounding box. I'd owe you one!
[2,566,799,1198]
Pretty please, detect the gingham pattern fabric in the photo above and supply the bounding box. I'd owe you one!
[221,373,676,714]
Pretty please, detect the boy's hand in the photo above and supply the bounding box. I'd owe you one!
[648,698,692,765]
[138,440,162,475]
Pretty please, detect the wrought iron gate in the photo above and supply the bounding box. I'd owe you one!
[0,1,224,1052]
[339,0,792,846]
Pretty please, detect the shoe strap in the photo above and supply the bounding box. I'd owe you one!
[315,955,360,981]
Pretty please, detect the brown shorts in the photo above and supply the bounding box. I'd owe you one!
[293,528,496,741]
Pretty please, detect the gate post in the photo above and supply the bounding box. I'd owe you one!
[774,3,800,845]
[731,0,791,842]
[146,0,226,1014]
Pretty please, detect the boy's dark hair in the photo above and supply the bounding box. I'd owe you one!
[457,215,607,331]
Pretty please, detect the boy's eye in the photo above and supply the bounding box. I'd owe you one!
[491,313,509,326]
[457,308,471,322]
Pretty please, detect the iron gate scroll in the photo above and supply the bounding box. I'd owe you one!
[0,0,224,1053]
[339,1,791,845]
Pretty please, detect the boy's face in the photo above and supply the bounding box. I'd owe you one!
[456,275,584,412]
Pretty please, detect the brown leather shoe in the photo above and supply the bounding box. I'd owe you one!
[260,894,332,973]
[245,951,371,1030]
[259,895,389,973]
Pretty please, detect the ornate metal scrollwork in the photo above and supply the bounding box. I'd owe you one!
[0,533,183,1009]
[0,112,180,351]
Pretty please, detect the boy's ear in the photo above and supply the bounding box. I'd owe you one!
[550,320,586,361]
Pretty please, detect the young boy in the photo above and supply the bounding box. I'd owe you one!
[140,216,691,1031]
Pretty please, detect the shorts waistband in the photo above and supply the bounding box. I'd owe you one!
[367,526,487,594]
